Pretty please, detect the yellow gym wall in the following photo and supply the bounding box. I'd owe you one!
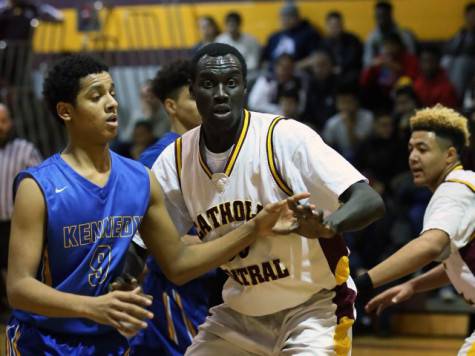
[33,0,469,53]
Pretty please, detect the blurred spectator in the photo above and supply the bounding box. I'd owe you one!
[261,3,320,67]
[0,103,42,314]
[361,33,419,110]
[355,112,407,196]
[463,75,475,114]
[364,0,417,67]
[414,46,458,108]
[323,83,374,161]
[278,87,300,120]
[301,50,338,130]
[125,79,169,141]
[393,85,419,140]
[193,16,220,52]
[442,2,475,96]
[215,12,260,79]
[320,10,363,83]
[248,53,307,116]
[113,120,156,160]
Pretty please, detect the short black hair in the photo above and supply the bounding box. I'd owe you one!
[466,2,475,13]
[382,32,404,47]
[43,54,108,123]
[336,81,359,98]
[152,59,191,102]
[420,45,441,60]
[326,10,342,21]
[191,43,247,81]
[134,120,154,132]
[225,11,242,25]
[376,0,393,12]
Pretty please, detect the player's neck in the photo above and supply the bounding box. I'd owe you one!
[170,117,188,136]
[62,141,111,174]
[431,161,462,192]
[201,117,243,153]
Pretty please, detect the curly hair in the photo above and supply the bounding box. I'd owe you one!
[151,60,192,102]
[43,54,109,123]
[410,104,470,153]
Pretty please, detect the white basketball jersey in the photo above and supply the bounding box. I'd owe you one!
[153,110,366,316]
[422,167,475,304]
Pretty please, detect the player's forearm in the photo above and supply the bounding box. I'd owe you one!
[8,276,92,319]
[164,222,256,285]
[326,181,385,233]
[407,264,451,294]
[368,238,440,288]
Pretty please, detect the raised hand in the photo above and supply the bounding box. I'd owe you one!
[287,196,336,239]
[86,286,153,337]
[365,283,414,316]
[253,192,310,237]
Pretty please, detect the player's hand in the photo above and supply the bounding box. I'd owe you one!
[86,287,153,337]
[287,198,336,239]
[109,273,140,292]
[253,192,310,237]
[365,283,414,316]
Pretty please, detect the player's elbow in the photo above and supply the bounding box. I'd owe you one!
[370,193,385,220]
[162,267,189,286]
[6,279,22,309]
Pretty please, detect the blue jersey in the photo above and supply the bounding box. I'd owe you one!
[130,132,224,356]
[12,151,150,335]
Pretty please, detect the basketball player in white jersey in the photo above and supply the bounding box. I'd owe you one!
[151,43,384,355]
[356,105,475,355]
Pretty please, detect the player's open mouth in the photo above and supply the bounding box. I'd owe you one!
[213,106,231,115]
[106,115,119,127]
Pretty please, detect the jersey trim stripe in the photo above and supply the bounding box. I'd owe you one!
[197,109,250,179]
[224,109,250,176]
[172,289,197,340]
[162,292,178,344]
[446,179,475,193]
[266,117,293,196]
[175,137,183,190]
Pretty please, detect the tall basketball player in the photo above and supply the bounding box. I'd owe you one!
[151,43,385,355]
[5,54,308,355]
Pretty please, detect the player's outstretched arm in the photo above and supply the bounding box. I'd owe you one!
[355,229,450,291]
[7,178,153,335]
[365,264,450,315]
[291,182,385,239]
[139,171,308,285]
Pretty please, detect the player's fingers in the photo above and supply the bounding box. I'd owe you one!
[116,289,153,307]
[124,274,139,288]
[111,309,149,330]
[116,299,154,320]
[289,192,310,202]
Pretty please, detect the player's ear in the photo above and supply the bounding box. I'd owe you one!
[164,98,176,116]
[56,102,73,123]
[446,146,458,164]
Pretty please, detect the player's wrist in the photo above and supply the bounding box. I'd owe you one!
[355,272,374,292]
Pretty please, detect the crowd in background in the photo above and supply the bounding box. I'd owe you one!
[2,0,475,333]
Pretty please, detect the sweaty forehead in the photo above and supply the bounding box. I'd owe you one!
[196,54,242,74]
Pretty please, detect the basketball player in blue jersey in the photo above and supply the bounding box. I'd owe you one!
[130,60,225,355]
[5,54,311,355]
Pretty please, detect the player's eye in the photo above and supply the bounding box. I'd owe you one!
[228,79,237,87]
[201,80,214,88]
